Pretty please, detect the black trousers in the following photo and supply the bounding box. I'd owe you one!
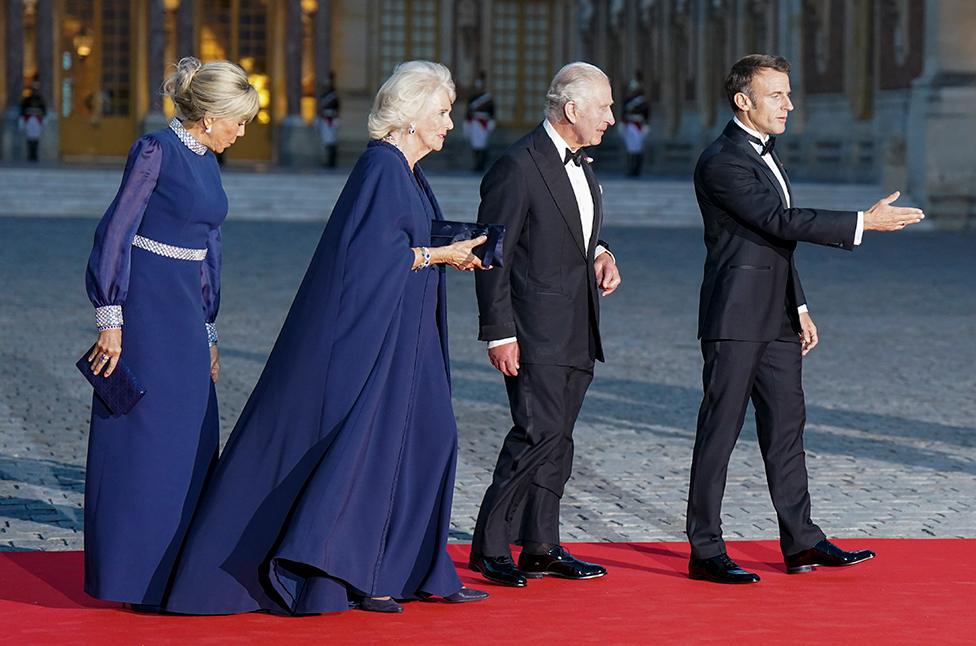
[686,337,826,559]
[471,362,594,558]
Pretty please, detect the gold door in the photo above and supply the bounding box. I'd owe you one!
[59,0,137,157]
[491,0,554,128]
[200,0,273,161]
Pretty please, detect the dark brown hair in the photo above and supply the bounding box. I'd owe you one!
[724,54,790,111]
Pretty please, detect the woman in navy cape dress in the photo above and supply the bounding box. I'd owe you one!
[165,89,486,613]
[83,57,258,606]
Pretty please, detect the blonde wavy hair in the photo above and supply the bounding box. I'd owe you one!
[367,61,456,140]
[162,57,260,123]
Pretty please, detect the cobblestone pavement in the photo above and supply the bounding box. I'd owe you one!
[0,178,972,551]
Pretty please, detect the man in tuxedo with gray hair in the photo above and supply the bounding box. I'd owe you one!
[469,62,621,588]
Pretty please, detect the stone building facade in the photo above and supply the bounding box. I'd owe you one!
[1,0,973,225]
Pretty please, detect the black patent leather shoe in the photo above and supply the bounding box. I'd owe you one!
[517,545,607,580]
[468,554,528,587]
[785,539,875,573]
[688,553,761,584]
[354,596,403,613]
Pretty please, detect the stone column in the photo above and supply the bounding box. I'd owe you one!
[315,0,332,93]
[278,0,309,165]
[2,0,25,161]
[36,0,58,160]
[906,0,976,228]
[178,0,196,58]
[144,0,168,133]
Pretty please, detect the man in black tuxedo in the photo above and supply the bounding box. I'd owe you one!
[469,62,622,587]
[687,54,925,584]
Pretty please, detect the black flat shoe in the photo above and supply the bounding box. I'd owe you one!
[468,554,528,587]
[688,553,760,584]
[517,545,607,580]
[442,587,490,603]
[785,539,876,573]
[354,597,403,613]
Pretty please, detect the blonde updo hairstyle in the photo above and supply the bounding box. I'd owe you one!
[162,57,260,124]
[367,61,456,140]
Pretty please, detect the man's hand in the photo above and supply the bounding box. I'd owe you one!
[863,191,925,231]
[799,311,819,356]
[488,340,520,377]
[594,253,621,296]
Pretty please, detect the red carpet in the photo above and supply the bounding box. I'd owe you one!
[1,540,972,645]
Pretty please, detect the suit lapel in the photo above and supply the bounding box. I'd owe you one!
[771,150,793,206]
[528,127,587,258]
[723,121,789,209]
[583,162,602,258]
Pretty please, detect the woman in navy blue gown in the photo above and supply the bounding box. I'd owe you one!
[165,61,489,615]
[83,57,258,608]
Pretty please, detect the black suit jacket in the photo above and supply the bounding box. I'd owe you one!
[695,121,858,342]
[475,123,607,367]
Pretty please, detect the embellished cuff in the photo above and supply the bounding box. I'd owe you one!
[95,305,123,331]
[205,322,218,347]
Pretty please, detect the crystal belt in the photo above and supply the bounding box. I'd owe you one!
[132,234,207,261]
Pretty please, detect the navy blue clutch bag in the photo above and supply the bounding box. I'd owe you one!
[77,347,146,416]
[430,220,506,268]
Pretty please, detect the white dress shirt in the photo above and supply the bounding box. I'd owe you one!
[731,117,863,314]
[488,120,611,348]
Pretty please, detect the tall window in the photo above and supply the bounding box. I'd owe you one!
[379,0,438,77]
[200,0,271,124]
[100,0,130,116]
[60,0,131,119]
[491,0,552,127]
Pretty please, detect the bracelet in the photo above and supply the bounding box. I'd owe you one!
[415,246,431,271]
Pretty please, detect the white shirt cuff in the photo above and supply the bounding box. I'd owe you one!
[797,304,809,314]
[596,245,614,262]
[854,211,864,246]
[487,337,517,349]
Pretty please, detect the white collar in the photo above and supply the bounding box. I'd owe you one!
[543,119,579,158]
[732,116,769,144]
[169,118,208,156]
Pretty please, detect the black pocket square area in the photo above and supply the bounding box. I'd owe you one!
[430,220,506,269]
[76,347,146,416]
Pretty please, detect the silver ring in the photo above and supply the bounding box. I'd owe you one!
[99,354,109,363]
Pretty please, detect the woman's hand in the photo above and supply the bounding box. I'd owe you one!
[434,235,490,271]
[88,329,122,378]
[210,345,221,383]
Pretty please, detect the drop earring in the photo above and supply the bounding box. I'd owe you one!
[408,124,416,135]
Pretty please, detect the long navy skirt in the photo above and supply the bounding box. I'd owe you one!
[164,266,462,615]
[84,246,219,605]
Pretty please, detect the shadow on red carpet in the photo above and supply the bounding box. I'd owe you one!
[1,539,972,645]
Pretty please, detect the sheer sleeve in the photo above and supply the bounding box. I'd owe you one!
[85,136,162,330]
[200,226,222,346]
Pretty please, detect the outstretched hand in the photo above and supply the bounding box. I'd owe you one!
[863,191,924,232]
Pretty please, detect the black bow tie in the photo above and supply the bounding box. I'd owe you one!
[746,133,776,156]
[563,148,583,167]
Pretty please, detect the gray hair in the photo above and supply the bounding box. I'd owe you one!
[544,62,609,121]
[368,61,456,140]
[162,57,260,123]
